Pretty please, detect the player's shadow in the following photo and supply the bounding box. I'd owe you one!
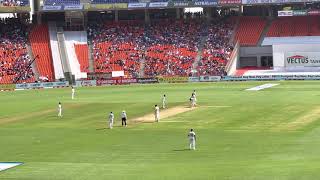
[173,148,190,152]
[96,128,108,130]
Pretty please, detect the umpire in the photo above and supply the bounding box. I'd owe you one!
[121,110,127,127]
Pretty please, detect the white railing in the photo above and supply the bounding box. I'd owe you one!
[225,41,240,76]
[48,22,65,79]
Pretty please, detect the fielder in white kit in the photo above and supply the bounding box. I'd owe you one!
[188,129,196,150]
[154,105,160,122]
[58,102,62,117]
[71,86,75,100]
[162,94,166,109]
[192,90,197,105]
[109,112,114,129]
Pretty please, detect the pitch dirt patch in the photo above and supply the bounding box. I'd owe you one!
[132,106,197,123]
[273,107,320,131]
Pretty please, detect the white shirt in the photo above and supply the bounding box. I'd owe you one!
[72,88,75,93]
[155,107,160,114]
[162,96,166,102]
[188,131,196,140]
[121,112,127,119]
[58,104,62,110]
[109,113,114,121]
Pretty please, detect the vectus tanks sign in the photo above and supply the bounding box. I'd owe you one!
[285,52,320,67]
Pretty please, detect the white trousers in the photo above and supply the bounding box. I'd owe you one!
[58,109,62,117]
[162,101,166,109]
[109,120,113,129]
[155,113,160,122]
[189,139,196,150]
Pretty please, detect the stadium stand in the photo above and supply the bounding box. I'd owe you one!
[197,19,234,76]
[88,21,143,78]
[1,0,29,6]
[75,44,89,72]
[144,19,202,77]
[0,18,34,84]
[29,25,55,81]
[267,16,320,37]
[88,18,235,77]
[234,16,266,46]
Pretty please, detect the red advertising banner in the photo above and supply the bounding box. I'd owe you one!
[97,79,116,86]
[119,78,138,84]
[97,78,137,86]
[219,0,241,4]
[308,10,320,16]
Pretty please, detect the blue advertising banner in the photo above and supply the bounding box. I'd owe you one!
[16,81,69,89]
[194,0,218,6]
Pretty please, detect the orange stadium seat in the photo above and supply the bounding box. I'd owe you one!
[74,44,89,72]
[234,16,266,46]
[29,25,55,81]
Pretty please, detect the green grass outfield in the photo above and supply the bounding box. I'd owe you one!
[1,81,320,180]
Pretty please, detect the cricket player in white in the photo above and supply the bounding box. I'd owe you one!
[109,112,114,129]
[188,129,196,150]
[71,86,75,100]
[58,102,62,117]
[190,95,196,108]
[154,105,160,122]
[192,90,197,105]
[162,94,166,109]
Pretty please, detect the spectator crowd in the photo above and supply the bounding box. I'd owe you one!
[198,18,234,76]
[0,18,34,84]
[0,0,27,6]
[88,17,234,78]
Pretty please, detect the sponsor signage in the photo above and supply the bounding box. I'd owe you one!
[120,78,137,84]
[292,10,307,16]
[242,0,286,4]
[0,84,15,90]
[96,78,158,85]
[218,0,241,4]
[194,1,218,6]
[97,79,116,86]
[172,1,190,7]
[128,3,147,8]
[244,0,319,4]
[75,80,97,87]
[278,10,293,16]
[188,77,200,82]
[42,5,62,11]
[16,81,69,89]
[89,4,113,10]
[200,76,221,82]
[0,162,23,172]
[148,2,168,7]
[223,75,320,81]
[285,52,320,67]
[157,76,188,83]
[64,4,83,10]
[308,10,320,16]
[137,78,158,83]
[0,6,30,12]
[114,3,128,8]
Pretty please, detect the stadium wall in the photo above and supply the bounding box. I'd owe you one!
[273,44,320,72]
[239,46,272,67]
